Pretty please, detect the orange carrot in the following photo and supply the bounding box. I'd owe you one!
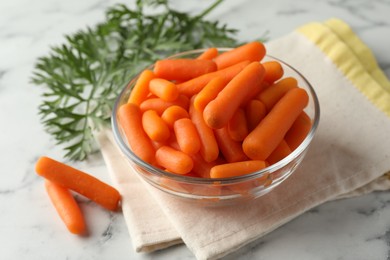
[210,160,267,178]
[140,94,189,115]
[159,174,196,193]
[161,105,189,128]
[155,146,194,174]
[228,173,269,195]
[190,153,216,178]
[142,110,170,142]
[174,118,201,155]
[245,99,267,131]
[118,103,156,164]
[176,60,250,96]
[197,47,218,60]
[243,88,309,160]
[203,62,265,129]
[154,59,217,81]
[149,78,179,102]
[257,77,298,111]
[127,70,155,105]
[266,139,292,165]
[193,76,226,112]
[262,61,284,84]
[285,112,312,151]
[45,180,86,235]
[36,157,121,211]
[241,80,264,106]
[214,41,266,70]
[227,108,248,141]
[189,96,219,162]
[214,127,248,163]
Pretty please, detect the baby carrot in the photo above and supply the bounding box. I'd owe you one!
[203,62,265,129]
[257,77,298,111]
[155,146,194,175]
[214,127,248,163]
[214,41,266,70]
[189,96,219,162]
[154,59,217,81]
[197,47,218,60]
[227,108,249,141]
[245,99,267,131]
[159,174,196,194]
[118,103,156,164]
[142,110,171,142]
[210,160,267,178]
[193,76,226,112]
[176,60,250,97]
[285,112,312,151]
[262,61,284,84]
[266,139,292,165]
[45,180,86,235]
[140,94,190,115]
[174,118,201,155]
[243,88,309,160]
[190,153,216,178]
[149,78,179,102]
[36,157,121,211]
[127,70,155,105]
[161,105,189,128]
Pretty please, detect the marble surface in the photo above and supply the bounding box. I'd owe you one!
[1,0,390,259]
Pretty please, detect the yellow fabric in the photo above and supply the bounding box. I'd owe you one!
[297,19,390,118]
[324,19,390,93]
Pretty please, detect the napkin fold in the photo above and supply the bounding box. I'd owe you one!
[97,18,390,260]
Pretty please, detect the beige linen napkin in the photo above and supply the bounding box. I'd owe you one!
[96,18,390,260]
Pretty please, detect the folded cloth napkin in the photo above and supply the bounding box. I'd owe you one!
[96,18,390,260]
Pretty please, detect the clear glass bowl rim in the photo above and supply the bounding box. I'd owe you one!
[111,48,320,185]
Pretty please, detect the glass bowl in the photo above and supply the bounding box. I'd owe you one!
[111,48,320,206]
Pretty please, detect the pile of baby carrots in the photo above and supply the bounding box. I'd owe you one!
[118,41,312,180]
[35,156,121,235]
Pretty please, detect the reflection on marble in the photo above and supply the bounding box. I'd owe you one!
[0,0,389,259]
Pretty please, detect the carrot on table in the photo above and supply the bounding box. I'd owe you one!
[214,41,266,70]
[174,118,201,155]
[36,157,121,211]
[149,78,179,102]
[214,127,248,163]
[154,59,217,81]
[118,103,156,164]
[197,47,218,60]
[193,76,226,112]
[210,160,267,178]
[140,94,189,115]
[189,96,219,162]
[127,70,155,105]
[262,61,284,84]
[176,60,250,97]
[266,139,292,165]
[203,62,265,129]
[142,110,171,142]
[161,105,189,128]
[285,111,312,151]
[257,77,298,111]
[155,146,194,175]
[245,99,267,131]
[45,180,86,235]
[243,88,309,160]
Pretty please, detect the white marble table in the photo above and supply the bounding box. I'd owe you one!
[1,0,390,259]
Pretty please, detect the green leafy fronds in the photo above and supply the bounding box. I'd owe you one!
[32,0,239,160]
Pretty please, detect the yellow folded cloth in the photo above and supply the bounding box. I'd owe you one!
[97,18,390,260]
